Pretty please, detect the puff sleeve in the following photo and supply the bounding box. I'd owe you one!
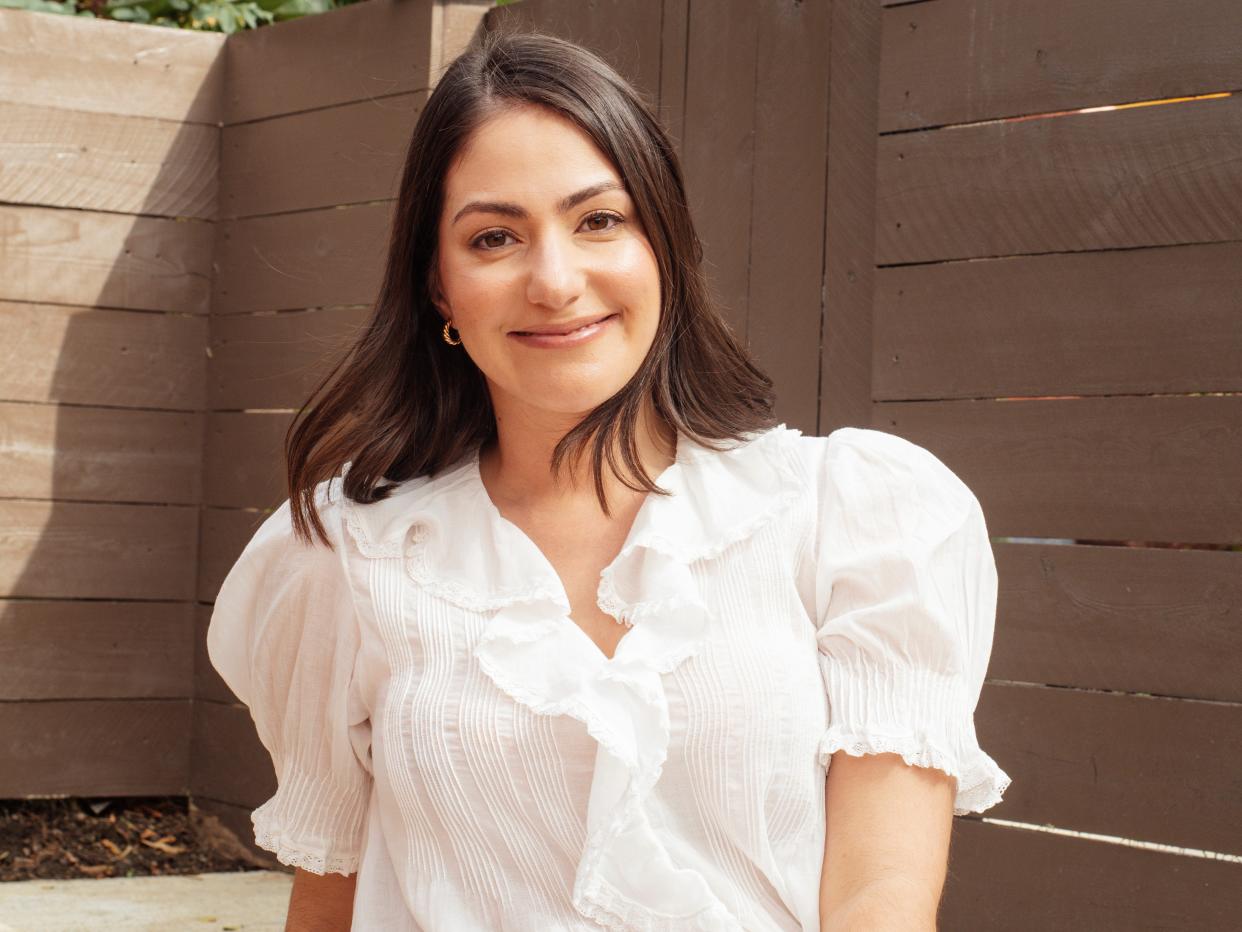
[206,490,373,875]
[811,427,1011,815]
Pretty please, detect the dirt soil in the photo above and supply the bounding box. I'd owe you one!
[0,796,263,882]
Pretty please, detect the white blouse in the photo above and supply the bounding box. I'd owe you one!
[207,423,1011,931]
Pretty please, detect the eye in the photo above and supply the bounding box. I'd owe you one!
[469,211,626,252]
[581,210,624,233]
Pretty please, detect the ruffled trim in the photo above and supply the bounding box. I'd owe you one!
[341,423,807,928]
[471,425,805,930]
[817,729,1012,816]
[251,801,362,877]
[339,422,809,590]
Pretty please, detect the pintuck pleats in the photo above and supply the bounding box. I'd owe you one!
[341,424,808,930]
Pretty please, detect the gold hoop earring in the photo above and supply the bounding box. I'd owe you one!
[442,319,462,346]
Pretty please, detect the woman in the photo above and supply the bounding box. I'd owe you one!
[207,27,1011,932]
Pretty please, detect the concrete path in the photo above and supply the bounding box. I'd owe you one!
[0,870,292,932]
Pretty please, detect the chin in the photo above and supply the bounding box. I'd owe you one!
[524,373,634,415]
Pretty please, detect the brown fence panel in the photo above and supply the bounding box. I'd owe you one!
[0,700,191,798]
[874,242,1242,400]
[876,396,1242,544]
[1,601,193,701]
[879,0,1242,133]
[942,819,1242,931]
[876,93,1242,265]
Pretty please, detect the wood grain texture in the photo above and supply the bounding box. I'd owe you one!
[224,0,436,124]
[203,411,296,510]
[993,542,1242,704]
[195,603,237,706]
[977,679,1242,856]
[197,506,272,604]
[0,8,223,123]
[746,0,832,435]
[876,93,1242,264]
[219,91,425,220]
[0,600,193,700]
[0,301,207,409]
[873,396,1242,544]
[678,0,759,340]
[0,100,217,219]
[880,0,1242,132]
[211,202,392,315]
[209,306,367,411]
[0,204,214,314]
[1,401,203,504]
[873,241,1242,400]
[820,0,882,433]
[0,499,197,601]
[0,699,191,797]
[191,700,275,810]
[941,818,1242,931]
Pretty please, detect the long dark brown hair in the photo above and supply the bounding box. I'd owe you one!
[286,26,776,548]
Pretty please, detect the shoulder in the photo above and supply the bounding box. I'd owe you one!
[791,426,982,538]
[218,477,359,636]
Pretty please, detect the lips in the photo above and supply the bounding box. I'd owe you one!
[512,313,617,336]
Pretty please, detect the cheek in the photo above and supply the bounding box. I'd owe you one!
[605,239,662,313]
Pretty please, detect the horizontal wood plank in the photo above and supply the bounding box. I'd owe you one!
[0,500,197,600]
[880,0,1242,133]
[191,700,274,810]
[197,506,273,604]
[873,241,1242,400]
[976,681,1241,858]
[1,401,203,504]
[876,93,1242,264]
[209,306,367,411]
[0,302,207,409]
[943,818,1242,930]
[0,699,190,797]
[220,92,423,220]
[203,411,295,510]
[212,202,391,315]
[0,9,223,123]
[195,603,237,706]
[993,542,1242,703]
[872,396,1242,544]
[223,0,435,124]
[0,204,214,314]
[0,600,193,701]
[0,100,217,219]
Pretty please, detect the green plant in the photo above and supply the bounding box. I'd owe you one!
[0,0,368,33]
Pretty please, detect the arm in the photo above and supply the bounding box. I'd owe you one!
[818,750,955,932]
[286,867,357,932]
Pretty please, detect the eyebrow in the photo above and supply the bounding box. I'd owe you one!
[451,180,627,226]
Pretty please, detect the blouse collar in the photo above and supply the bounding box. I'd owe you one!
[339,421,806,607]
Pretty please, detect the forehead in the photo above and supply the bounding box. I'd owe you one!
[443,105,621,199]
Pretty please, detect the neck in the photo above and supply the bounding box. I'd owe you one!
[479,397,676,514]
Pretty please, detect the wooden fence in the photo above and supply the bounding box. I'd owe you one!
[1,0,1238,927]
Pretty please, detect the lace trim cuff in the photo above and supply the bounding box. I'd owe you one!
[817,652,1012,816]
[249,766,368,876]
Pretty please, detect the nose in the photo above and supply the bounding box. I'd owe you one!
[525,227,586,311]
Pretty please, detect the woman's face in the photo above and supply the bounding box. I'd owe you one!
[433,104,662,422]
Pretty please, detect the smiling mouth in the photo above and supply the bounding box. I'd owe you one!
[512,313,618,336]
